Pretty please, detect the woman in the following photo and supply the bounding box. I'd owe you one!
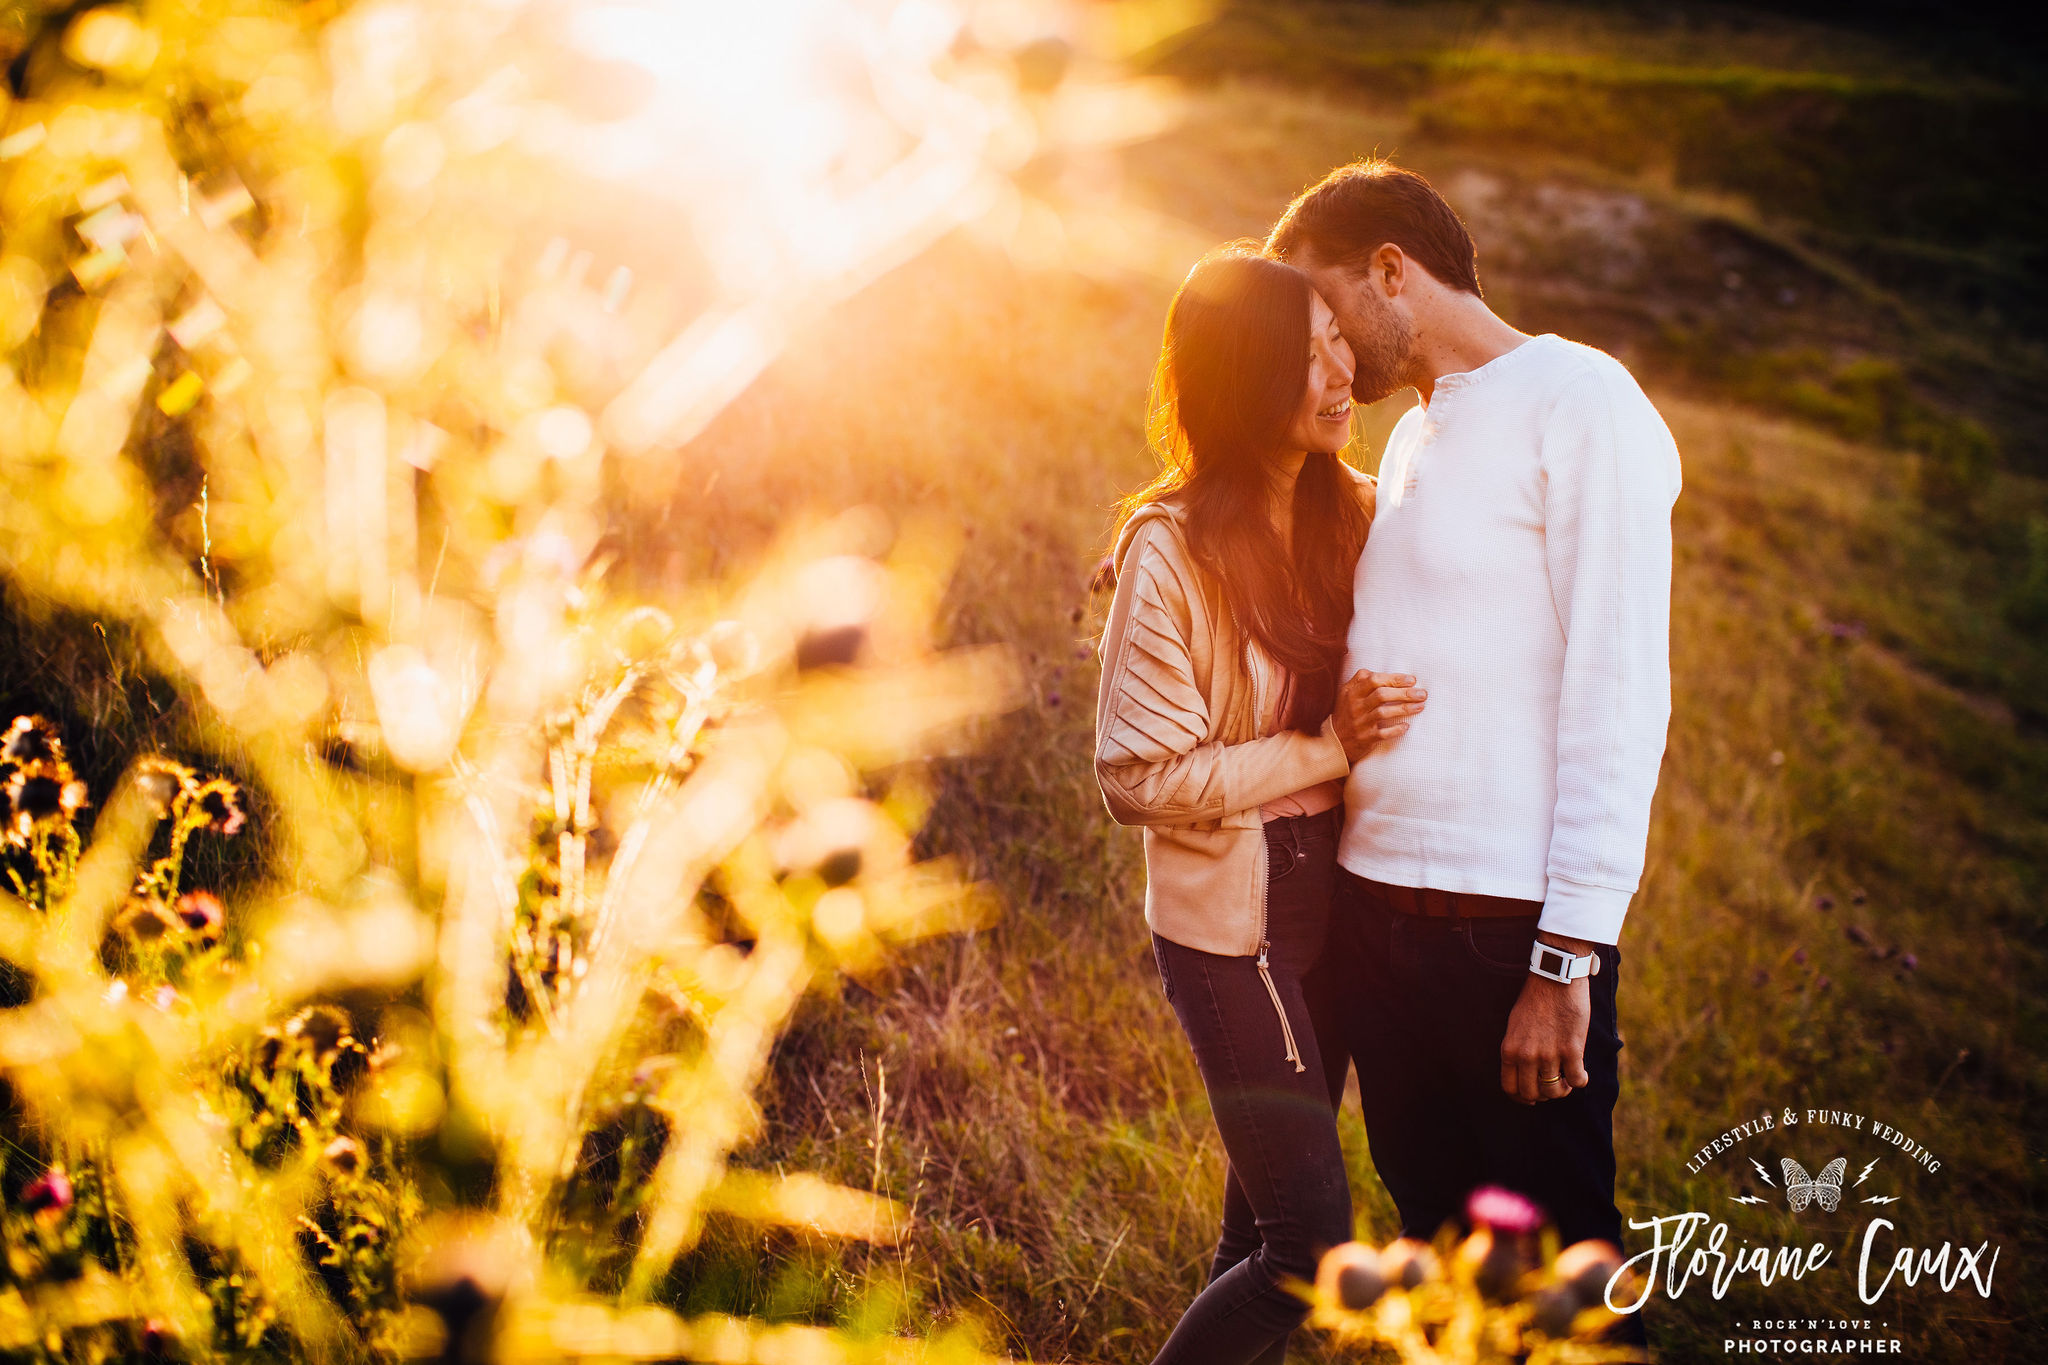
[1093,245,1420,1365]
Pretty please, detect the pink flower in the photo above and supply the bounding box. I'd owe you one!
[1466,1185,1545,1236]
[21,1168,72,1214]
[194,779,245,836]
[176,890,225,936]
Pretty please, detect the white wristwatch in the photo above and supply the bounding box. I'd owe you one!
[1528,940,1597,984]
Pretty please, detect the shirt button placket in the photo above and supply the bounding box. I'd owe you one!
[1407,409,1441,498]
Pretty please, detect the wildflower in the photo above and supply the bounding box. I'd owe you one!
[1466,1184,1545,1236]
[115,895,181,943]
[0,715,64,765]
[1554,1239,1624,1308]
[285,1003,354,1059]
[5,761,88,837]
[415,1239,513,1363]
[1533,1242,1630,1337]
[1793,947,1807,965]
[1316,1241,1385,1311]
[11,771,67,820]
[792,555,883,671]
[1457,1226,1529,1301]
[1379,1237,1437,1290]
[150,984,180,1011]
[176,889,225,937]
[132,756,195,817]
[795,623,866,671]
[20,1167,72,1215]
[193,778,245,836]
[1900,952,1919,971]
[140,1319,178,1357]
[322,1135,367,1179]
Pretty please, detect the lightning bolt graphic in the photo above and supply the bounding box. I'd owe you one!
[1751,1158,1775,1187]
[1730,1195,1767,1205]
[1855,1159,1880,1186]
[1862,1195,1900,1205]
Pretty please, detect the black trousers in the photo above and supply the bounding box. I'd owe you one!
[1148,810,1353,1365]
[1306,868,1627,1251]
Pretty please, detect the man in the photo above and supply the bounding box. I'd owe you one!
[1269,162,1681,1271]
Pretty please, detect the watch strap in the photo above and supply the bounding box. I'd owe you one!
[1528,940,1595,983]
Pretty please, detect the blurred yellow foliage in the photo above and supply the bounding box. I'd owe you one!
[0,0,1084,1358]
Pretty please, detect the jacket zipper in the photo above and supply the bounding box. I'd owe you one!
[1238,611,1305,1074]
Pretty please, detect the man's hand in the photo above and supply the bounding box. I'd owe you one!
[1500,933,1596,1104]
[1334,670,1426,763]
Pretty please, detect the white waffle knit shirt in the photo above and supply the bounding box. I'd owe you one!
[1339,333,1683,945]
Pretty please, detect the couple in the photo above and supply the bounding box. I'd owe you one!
[1093,161,1682,1364]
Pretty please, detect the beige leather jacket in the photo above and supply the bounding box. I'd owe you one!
[1093,480,1371,960]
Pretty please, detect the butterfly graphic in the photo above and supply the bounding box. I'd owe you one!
[1781,1157,1847,1213]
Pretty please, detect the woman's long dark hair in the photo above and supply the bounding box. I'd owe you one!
[1117,243,1371,734]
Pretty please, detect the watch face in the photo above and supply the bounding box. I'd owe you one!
[1536,945,1568,975]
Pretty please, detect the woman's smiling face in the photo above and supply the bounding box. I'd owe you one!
[1284,288,1357,455]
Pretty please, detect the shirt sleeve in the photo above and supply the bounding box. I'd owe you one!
[1093,522,1350,827]
[1536,364,1682,944]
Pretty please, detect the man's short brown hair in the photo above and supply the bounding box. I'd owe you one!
[1266,159,1482,296]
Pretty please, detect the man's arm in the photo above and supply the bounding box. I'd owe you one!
[1502,362,1681,1103]
[1537,363,1680,942]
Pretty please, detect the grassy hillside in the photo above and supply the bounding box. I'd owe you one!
[1144,0,2048,501]
[610,71,2048,1364]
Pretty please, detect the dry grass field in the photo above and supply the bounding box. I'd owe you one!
[1,3,2041,1362]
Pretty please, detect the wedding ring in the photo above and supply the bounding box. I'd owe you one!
[1538,1074,1562,1085]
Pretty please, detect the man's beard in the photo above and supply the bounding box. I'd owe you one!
[1346,299,1413,405]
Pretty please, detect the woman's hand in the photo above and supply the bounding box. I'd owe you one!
[1334,670,1426,763]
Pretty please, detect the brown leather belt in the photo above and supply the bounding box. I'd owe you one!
[1354,876,1540,920]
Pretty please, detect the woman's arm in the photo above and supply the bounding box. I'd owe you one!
[1093,522,1349,827]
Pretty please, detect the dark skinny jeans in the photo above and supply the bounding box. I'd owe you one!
[1148,809,1352,1365]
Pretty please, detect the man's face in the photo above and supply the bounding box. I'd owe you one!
[1302,257,1412,405]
